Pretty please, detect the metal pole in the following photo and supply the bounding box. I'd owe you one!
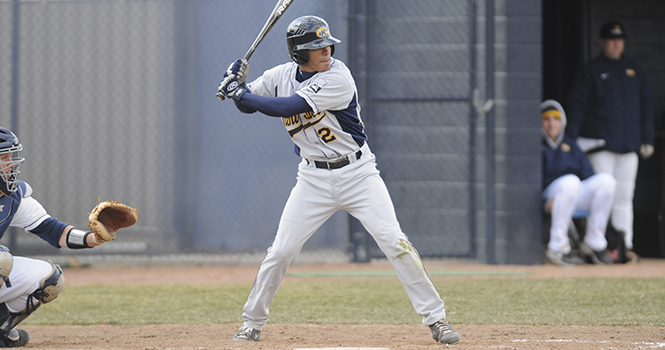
[485,0,496,264]
[348,0,370,263]
[11,0,20,133]
[9,0,22,252]
[468,0,478,257]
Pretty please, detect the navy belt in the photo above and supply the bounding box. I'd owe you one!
[313,150,362,170]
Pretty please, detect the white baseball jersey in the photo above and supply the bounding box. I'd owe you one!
[247,58,366,161]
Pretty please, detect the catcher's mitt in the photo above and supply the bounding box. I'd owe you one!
[87,199,139,244]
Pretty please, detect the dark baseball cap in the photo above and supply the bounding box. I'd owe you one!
[599,20,626,39]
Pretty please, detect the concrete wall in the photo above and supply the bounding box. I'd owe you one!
[487,0,543,264]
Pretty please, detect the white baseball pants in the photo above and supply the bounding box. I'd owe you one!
[543,173,616,252]
[240,145,446,329]
[0,257,55,329]
[586,151,638,249]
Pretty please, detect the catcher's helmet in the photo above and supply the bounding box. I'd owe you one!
[286,15,341,65]
[0,127,24,195]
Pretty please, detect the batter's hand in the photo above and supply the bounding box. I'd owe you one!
[217,59,249,101]
[226,59,250,85]
[218,74,241,98]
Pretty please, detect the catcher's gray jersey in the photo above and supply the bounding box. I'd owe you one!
[247,58,366,161]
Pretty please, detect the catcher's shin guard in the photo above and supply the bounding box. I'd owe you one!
[0,303,31,347]
[0,262,64,340]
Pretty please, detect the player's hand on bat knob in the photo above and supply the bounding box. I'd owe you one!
[226,58,250,84]
[218,74,241,98]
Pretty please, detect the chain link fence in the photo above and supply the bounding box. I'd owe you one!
[1,0,490,262]
[348,0,484,260]
[1,0,178,256]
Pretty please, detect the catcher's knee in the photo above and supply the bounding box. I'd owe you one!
[33,262,65,304]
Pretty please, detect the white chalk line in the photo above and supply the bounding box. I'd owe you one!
[511,339,665,349]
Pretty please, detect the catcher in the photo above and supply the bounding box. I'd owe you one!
[0,126,138,347]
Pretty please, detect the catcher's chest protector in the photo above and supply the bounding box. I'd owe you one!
[0,192,21,237]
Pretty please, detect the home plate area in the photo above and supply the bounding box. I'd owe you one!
[294,348,389,350]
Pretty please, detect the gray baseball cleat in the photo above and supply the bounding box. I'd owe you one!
[1,328,30,347]
[232,325,261,342]
[546,249,584,266]
[579,243,613,265]
[429,320,461,345]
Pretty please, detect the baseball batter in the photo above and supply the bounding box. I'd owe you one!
[217,15,461,345]
[0,127,120,347]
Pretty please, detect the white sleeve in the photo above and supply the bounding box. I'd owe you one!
[11,195,51,231]
[296,71,354,113]
[247,75,274,97]
[247,65,285,97]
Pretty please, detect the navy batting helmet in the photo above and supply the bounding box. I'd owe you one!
[286,16,341,65]
[0,127,24,195]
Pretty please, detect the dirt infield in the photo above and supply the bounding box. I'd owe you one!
[22,258,665,350]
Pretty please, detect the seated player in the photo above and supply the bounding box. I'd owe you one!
[540,100,616,266]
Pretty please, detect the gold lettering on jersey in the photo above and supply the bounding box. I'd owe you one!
[626,68,635,77]
[283,111,325,130]
[285,112,326,138]
[303,111,324,121]
[283,115,301,128]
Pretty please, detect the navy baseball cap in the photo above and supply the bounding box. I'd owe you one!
[599,20,626,39]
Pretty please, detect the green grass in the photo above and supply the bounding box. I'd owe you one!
[25,278,665,327]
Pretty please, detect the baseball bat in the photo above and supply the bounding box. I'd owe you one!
[217,0,295,100]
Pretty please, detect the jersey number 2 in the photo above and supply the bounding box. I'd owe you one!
[317,127,337,143]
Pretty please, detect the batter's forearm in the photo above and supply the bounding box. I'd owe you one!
[238,92,311,117]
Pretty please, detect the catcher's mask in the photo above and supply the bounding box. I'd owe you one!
[286,15,341,65]
[0,127,24,196]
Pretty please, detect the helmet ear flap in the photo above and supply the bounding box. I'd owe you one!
[292,46,333,66]
[292,50,309,65]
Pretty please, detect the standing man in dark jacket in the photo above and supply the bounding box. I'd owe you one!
[566,20,654,263]
[541,100,616,266]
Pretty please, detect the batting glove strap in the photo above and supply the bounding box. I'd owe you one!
[231,86,247,101]
[66,228,92,249]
